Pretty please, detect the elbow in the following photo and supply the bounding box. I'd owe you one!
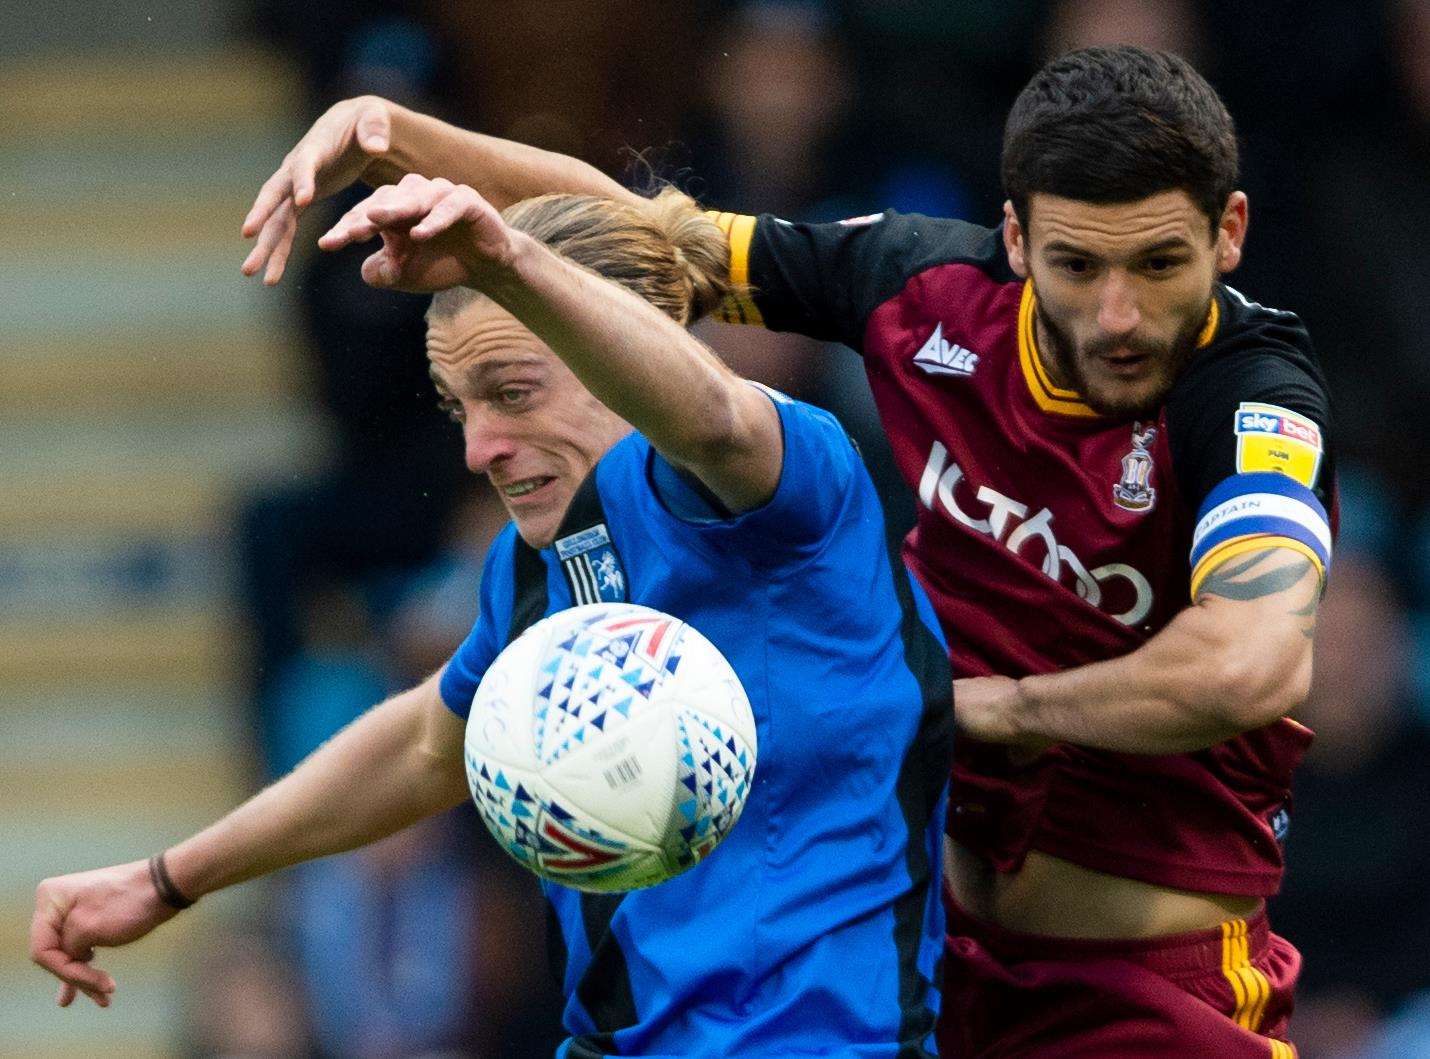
[681,381,749,463]
[1202,643,1313,733]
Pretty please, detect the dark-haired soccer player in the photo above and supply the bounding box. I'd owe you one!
[240,45,1331,1056]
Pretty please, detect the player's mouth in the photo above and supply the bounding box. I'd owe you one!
[498,475,557,502]
[1094,349,1152,377]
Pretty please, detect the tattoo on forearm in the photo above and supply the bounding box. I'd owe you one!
[1199,556,1313,602]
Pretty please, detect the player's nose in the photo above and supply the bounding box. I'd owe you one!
[463,411,519,474]
[1096,273,1141,335]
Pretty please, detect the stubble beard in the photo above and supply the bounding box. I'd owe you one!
[1037,299,1210,419]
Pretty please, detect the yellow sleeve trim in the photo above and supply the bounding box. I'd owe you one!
[703,211,764,327]
[1196,295,1221,348]
[1190,535,1326,600]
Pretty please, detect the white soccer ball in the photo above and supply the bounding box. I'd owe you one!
[464,602,757,892]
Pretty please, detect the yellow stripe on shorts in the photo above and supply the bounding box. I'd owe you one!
[1221,919,1266,1030]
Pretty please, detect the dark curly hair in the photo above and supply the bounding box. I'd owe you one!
[1002,45,1239,235]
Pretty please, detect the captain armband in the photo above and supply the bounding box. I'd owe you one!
[1188,472,1332,599]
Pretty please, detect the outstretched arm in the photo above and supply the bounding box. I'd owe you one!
[242,95,643,285]
[319,176,783,513]
[30,672,468,1007]
[957,544,1321,755]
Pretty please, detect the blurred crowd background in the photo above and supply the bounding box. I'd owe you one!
[3,1,1429,1056]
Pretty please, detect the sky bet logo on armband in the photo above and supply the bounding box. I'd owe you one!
[1233,402,1324,489]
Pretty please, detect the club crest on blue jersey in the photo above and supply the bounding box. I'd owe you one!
[555,523,628,605]
[1113,422,1158,513]
[1269,805,1291,843]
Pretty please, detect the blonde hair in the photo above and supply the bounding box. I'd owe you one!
[431,188,732,326]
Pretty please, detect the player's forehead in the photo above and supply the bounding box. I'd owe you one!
[425,301,554,394]
[1027,189,1210,257]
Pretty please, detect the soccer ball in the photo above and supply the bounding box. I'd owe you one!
[464,602,757,892]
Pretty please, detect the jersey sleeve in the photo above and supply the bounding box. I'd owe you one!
[706,210,1007,351]
[1165,302,1336,598]
[649,385,860,562]
[438,524,519,718]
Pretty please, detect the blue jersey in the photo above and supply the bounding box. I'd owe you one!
[440,391,952,1058]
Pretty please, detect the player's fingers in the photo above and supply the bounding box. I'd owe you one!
[409,187,479,240]
[355,104,390,154]
[318,185,408,249]
[365,191,435,227]
[60,972,111,1008]
[79,978,113,1008]
[321,194,428,252]
[316,199,384,251]
[360,247,401,288]
[291,145,323,209]
[262,222,299,287]
[242,168,293,239]
[261,203,300,286]
[360,233,413,288]
[241,199,295,277]
[33,943,115,998]
[317,211,376,251]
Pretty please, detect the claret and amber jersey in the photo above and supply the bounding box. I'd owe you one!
[708,209,1337,897]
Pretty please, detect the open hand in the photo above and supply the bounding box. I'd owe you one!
[30,860,178,1008]
[317,174,518,294]
[241,95,396,285]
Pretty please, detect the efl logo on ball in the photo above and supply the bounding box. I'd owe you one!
[464,603,757,892]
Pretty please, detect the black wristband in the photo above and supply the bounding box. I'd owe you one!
[147,852,196,910]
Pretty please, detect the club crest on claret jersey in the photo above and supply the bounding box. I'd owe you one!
[1112,422,1158,513]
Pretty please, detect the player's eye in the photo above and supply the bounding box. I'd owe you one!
[1142,256,1184,275]
[495,386,532,410]
[437,398,465,424]
[1056,257,1093,277]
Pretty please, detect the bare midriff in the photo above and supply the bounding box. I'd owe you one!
[945,837,1263,940]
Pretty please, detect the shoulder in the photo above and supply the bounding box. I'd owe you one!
[757,384,862,462]
[752,210,1010,280]
[1166,285,1334,508]
[854,213,1014,310]
[729,210,1014,344]
[649,387,867,558]
[1188,285,1322,380]
[1170,285,1330,430]
[591,431,654,493]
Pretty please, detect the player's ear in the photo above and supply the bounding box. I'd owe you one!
[1002,200,1029,278]
[1215,191,1248,274]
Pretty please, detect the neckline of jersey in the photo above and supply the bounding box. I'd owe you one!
[1016,282,1221,419]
